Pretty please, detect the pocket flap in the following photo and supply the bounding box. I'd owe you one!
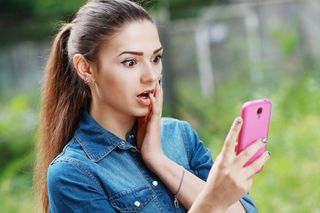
[109,187,156,212]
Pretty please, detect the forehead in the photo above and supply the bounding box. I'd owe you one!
[102,20,161,54]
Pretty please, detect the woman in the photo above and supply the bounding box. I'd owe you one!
[34,0,270,212]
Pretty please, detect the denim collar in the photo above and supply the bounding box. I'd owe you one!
[74,112,137,162]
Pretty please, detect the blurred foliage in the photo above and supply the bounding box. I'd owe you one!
[0,0,229,44]
[0,0,86,44]
[2,69,320,212]
[176,68,320,212]
[0,93,39,212]
[1,0,320,212]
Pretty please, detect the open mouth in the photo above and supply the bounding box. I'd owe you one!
[137,90,154,99]
[137,90,154,106]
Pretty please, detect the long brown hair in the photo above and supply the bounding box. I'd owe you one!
[34,0,153,212]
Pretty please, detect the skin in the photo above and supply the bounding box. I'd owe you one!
[189,118,270,212]
[72,20,270,212]
[73,20,163,140]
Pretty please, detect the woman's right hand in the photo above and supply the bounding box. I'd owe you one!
[191,117,270,212]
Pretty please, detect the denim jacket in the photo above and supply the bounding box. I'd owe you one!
[48,112,257,212]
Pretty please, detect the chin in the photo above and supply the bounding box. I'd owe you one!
[133,107,150,117]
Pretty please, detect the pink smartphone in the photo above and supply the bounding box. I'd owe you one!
[236,99,272,167]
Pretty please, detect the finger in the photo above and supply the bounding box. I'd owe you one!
[157,82,163,115]
[236,139,265,166]
[223,117,242,154]
[149,92,160,116]
[154,78,163,102]
[245,151,270,179]
[150,80,163,116]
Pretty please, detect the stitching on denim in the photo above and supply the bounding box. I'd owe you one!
[109,187,156,211]
[74,135,94,159]
[74,134,117,162]
[50,140,72,165]
[180,120,199,176]
[180,121,192,162]
[109,152,160,212]
[53,157,104,191]
[133,154,164,212]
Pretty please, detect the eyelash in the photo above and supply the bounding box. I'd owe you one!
[152,54,163,63]
[121,58,137,67]
[120,54,163,67]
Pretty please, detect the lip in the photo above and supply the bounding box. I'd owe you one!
[137,89,155,97]
[136,89,155,106]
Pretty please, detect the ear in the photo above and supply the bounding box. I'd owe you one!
[72,54,93,81]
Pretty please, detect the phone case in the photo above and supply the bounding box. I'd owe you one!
[236,99,272,167]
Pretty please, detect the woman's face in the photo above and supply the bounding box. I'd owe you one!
[91,20,163,118]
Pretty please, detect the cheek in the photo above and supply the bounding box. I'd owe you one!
[97,71,137,97]
[157,63,163,74]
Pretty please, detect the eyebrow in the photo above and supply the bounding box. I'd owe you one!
[118,47,163,56]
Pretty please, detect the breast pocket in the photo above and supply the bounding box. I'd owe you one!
[109,187,156,213]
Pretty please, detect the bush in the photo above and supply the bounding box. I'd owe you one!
[0,93,39,212]
[177,71,320,212]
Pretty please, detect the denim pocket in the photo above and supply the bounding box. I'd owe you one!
[109,186,156,212]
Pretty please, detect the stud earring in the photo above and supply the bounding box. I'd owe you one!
[84,77,95,85]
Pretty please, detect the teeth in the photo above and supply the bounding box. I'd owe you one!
[138,90,153,97]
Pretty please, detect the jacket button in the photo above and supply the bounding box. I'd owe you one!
[134,201,141,207]
[120,141,125,145]
[152,181,158,186]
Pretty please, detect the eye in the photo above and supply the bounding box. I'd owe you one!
[152,54,163,63]
[121,58,137,67]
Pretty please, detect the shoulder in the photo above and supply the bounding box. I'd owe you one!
[161,117,196,140]
[48,139,98,185]
[161,117,192,132]
[47,153,103,195]
[160,117,199,162]
[50,138,88,165]
[48,154,94,182]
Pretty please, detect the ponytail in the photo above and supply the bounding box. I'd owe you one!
[34,23,91,213]
[34,1,155,212]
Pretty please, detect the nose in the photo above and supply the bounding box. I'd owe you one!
[141,62,158,83]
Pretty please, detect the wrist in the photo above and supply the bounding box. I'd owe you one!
[142,152,167,172]
[191,189,226,213]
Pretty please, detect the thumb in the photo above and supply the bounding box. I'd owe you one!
[222,117,242,154]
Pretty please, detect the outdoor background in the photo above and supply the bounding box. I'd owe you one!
[1,0,320,212]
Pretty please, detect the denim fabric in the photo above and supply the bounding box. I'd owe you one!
[48,112,257,212]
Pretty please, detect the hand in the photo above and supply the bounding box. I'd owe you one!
[136,82,164,169]
[201,117,270,211]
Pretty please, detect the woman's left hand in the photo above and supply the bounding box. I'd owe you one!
[136,82,164,169]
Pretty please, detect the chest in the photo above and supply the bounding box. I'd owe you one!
[92,145,190,213]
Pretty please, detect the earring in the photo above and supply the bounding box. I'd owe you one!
[84,77,95,85]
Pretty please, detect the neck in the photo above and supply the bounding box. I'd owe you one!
[90,106,135,141]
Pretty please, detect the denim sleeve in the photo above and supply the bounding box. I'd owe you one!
[47,159,117,213]
[181,121,258,212]
[181,121,213,181]
[240,193,258,213]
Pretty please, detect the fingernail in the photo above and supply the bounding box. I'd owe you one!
[235,117,242,125]
[262,138,268,144]
[159,75,163,85]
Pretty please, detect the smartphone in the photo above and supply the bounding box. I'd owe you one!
[236,99,272,167]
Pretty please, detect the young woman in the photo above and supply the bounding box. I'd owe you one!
[34,0,270,212]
